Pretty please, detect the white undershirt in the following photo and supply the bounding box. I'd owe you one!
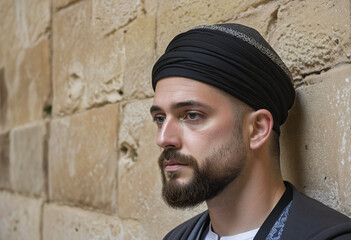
[205,222,259,240]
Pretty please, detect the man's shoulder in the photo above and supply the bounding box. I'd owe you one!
[163,211,209,240]
[282,182,351,240]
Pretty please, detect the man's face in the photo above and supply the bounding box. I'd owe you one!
[150,77,248,208]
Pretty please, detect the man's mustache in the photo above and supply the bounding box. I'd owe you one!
[158,149,197,168]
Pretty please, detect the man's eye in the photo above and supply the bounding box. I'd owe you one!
[153,115,166,124]
[185,112,201,120]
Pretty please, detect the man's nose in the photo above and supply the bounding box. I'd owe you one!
[156,118,182,149]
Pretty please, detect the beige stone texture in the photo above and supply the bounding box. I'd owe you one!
[0,0,51,133]
[124,15,156,99]
[9,121,48,197]
[232,1,280,37]
[53,0,80,10]
[52,0,125,116]
[0,0,50,59]
[118,99,206,238]
[1,36,51,133]
[49,104,118,212]
[157,0,271,55]
[0,132,10,189]
[281,64,351,216]
[92,0,142,35]
[43,203,147,240]
[0,68,6,131]
[144,0,158,15]
[0,191,43,240]
[270,0,351,80]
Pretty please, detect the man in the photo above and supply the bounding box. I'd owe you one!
[150,24,351,240]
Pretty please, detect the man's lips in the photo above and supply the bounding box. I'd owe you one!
[163,160,188,171]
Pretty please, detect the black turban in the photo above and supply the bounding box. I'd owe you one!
[152,23,295,134]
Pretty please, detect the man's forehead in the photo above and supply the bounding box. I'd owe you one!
[152,77,237,112]
[154,77,226,99]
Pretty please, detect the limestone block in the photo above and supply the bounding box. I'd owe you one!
[1,36,51,132]
[232,1,280,37]
[53,1,125,116]
[54,0,78,10]
[0,68,7,132]
[0,0,50,57]
[124,15,156,99]
[157,0,271,55]
[0,0,50,133]
[144,0,158,14]
[92,0,142,35]
[49,104,118,212]
[43,203,147,240]
[0,68,6,128]
[0,132,10,189]
[118,99,205,238]
[9,121,48,197]
[281,65,351,216]
[0,191,43,240]
[270,0,351,80]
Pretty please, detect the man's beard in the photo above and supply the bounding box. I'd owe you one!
[158,128,247,209]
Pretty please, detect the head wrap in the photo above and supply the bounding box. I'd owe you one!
[152,23,295,134]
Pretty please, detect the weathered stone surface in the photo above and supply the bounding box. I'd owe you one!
[1,36,51,132]
[49,104,118,212]
[0,0,51,133]
[270,0,351,80]
[53,1,125,116]
[144,0,158,14]
[157,0,271,55]
[92,0,142,35]
[0,132,10,189]
[53,0,79,10]
[118,99,206,238]
[0,191,43,240]
[124,15,156,99]
[232,1,280,37]
[43,203,147,240]
[0,0,50,58]
[7,36,51,128]
[0,68,7,131]
[9,121,48,197]
[281,65,351,216]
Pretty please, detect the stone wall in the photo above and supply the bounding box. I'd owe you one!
[0,0,350,239]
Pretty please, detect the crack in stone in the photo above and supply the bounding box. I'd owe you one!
[43,121,50,201]
[295,62,351,89]
[266,4,279,40]
[0,68,7,130]
[250,0,273,10]
[154,3,159,54]
[39,200,45,240]
[55,0,85,12]
[103,16,138,38]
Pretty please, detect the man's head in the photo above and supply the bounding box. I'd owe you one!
[150,24,295,208]
[151,77,249,208]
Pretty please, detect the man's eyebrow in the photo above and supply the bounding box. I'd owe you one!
[171,100,211,110]
[150,105,162,114]
[150,100,212,114]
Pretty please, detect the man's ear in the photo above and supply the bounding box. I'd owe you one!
[248,109,273,150]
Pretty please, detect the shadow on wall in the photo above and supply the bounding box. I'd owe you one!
[280,92,305,190]
[0,68,7,130]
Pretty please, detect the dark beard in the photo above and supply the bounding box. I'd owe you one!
[158,141,246,209]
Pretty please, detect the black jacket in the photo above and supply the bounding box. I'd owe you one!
[163,183,351,240]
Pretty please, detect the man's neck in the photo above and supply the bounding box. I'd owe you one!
[205,162,285,238]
